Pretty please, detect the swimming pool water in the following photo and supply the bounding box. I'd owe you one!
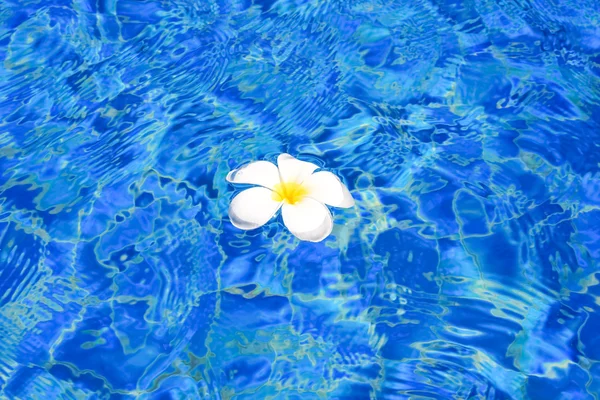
[1,0,600,398]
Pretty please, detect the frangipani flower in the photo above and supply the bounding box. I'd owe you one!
[226,154,354,242]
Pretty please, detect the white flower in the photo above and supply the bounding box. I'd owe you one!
[226,153,355,242]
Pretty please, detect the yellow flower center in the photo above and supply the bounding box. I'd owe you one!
[272,181,309,205]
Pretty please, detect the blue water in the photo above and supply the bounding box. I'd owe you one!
[1,0,600,398]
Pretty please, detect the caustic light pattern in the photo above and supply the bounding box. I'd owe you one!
[1,0,600,399]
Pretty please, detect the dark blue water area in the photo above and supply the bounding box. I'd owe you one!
[1,0,600,398]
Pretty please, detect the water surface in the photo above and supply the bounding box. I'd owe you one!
[1,0,600,398]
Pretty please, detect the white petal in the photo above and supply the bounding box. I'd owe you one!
[303,171,355,208]
[282,198,333,242]
[277,153,319,184]
[229,187,282,230]
[226,161,280,190]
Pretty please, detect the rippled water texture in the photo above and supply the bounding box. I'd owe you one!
[1,0,600,398]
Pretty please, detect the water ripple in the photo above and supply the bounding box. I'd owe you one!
[1,0,600,398]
